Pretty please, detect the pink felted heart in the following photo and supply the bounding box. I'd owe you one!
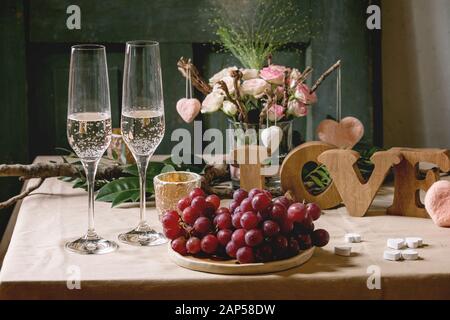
[425,180,450,227]
[176,98,201,123]
[316,116,364,149]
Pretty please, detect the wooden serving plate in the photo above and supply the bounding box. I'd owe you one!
[168,246,315,275]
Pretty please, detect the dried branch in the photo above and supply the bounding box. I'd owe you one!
[299,66,313,84]
[177,57,212,96]
[0,178,44,209]
[282,70,290,108]
[0,162,123,180]
[310,60,341,94]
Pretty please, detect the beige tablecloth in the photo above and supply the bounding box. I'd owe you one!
[1,157,450,300]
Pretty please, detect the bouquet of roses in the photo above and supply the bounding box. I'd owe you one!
[201,63,317,124]
[176,57,339,126]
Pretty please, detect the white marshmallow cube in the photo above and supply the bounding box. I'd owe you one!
[401,249,419,260]
[383,250,402,261]
[345,233,361,243]
[387,238,405,250]
[405,237,423,248]
[334,246,352,257]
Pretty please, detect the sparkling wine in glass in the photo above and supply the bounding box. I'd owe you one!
[65,44,118,254]
[118,41,167,246]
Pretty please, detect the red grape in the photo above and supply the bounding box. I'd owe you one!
[171,237,188,255]
[255,244,273,262]
[248,188,263,199]
[191,196,207,212]
[245,229,263,247]
[216,207,230,215]
[215,213,232,230]
[273,235,288,252]
[229,200,240,214]
[280,218,294,234]
[311,229,329,247]
[298,234,312,250]
[164,225,183,240]
[177,197,191,212]
[189,187,205,199]
[258,204,272,221]
[182,206,201,225]
[239,198,253,212]
[306,203,321,221]
[288,238,300,256]
[287,203,307,223]
[263,220,280,237]
[203,201,216,217]
[240,211,259,230]
[217,229,233,246]
[233,189,248,204]
[232,210,243,229]
[263,190,272,200]
[225,241,239,258]
[300,214,314,232]
[231,229,246,247]
[273,196,291,209]
[193,216,211,235]
[251,193,271,211]
[162,210,179,229]
[236,246,255,264]
[271,203,286,221]
[201,234,219,254]
[186,237,201,254]
[206,194,221,210]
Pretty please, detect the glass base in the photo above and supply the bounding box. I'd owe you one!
[65,233,118,255]
[118,223,167,246]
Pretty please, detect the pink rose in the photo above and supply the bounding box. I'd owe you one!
[241,79,270,98]
[287,100,308,117]
[267,104,285,122]
[295,83,317,105]
[275,86,284,99]
[259,65,287,85]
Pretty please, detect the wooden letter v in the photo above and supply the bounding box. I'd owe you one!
[318,149,402,217]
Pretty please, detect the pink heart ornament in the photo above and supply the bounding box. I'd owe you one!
[425,180,450,227]
[176,98,201,123]
[316,116,364,149]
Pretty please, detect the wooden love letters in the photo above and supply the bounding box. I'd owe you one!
[280,143,450,218]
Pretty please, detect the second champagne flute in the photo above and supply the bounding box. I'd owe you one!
[119,41,167,246]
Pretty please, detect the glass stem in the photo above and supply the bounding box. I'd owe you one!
[136,155,150,228]
[83,159,100,239]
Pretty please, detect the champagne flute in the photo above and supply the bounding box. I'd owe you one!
[118,41,166,246]
[66,44,118,254]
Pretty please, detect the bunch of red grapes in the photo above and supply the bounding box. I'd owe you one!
[162,187,329,264]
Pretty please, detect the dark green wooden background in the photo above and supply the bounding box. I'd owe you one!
[0,0,381,237]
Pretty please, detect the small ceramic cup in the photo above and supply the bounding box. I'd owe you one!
[153,171,201,220]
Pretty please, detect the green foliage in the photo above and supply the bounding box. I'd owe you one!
[302,143,384,195]
[209,0,313,69]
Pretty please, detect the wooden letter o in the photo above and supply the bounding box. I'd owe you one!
[280,141,341,209]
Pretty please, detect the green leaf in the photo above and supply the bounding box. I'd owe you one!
[111,190,140,207]
[96,177,154,207]
[310,176,324,188]
[122,164,139,176]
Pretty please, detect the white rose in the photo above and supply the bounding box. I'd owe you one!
[213,76,235,95]
[201,91,224,113]
[222,100,238,116]
[209,67,238,85]
[240,79,270,98]
[241,68,259,80]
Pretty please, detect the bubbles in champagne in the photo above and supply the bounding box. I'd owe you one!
[67,112,112,161]
[121,110,165,156]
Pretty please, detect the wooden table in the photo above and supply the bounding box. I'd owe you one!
[1,156,450,300]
